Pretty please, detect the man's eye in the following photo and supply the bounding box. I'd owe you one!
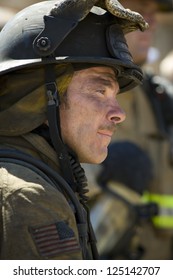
[96,89,106,95]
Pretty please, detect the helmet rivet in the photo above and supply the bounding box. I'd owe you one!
[36,37,51,51]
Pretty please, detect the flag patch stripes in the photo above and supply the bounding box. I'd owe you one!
[30,221,80,257]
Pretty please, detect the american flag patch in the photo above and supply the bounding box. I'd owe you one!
[30,221,80,257]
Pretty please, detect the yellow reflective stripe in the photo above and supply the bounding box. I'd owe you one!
[152,216,173,228]
[142,192,173,228]
[142,192,173,208]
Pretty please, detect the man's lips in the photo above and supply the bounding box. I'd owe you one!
[98,124,116,138]
[97,131,113,138]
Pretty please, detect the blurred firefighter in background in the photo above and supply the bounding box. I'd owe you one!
[89,141,158,260]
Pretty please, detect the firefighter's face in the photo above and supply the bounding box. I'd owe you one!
[60,66,126,164]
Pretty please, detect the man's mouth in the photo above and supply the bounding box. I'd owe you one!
[97,130,114,138]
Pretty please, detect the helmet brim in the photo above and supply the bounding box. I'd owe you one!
[0,56,142,93]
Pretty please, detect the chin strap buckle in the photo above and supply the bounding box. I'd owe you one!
[46,82,59,107]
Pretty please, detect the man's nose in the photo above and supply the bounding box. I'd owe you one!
[107,100,126,124]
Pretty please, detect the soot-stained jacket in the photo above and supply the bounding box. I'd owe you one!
[0,133,85,260]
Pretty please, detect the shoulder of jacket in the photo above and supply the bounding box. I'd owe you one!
[0,161,62,200]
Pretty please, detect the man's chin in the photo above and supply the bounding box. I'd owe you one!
[79,146,108,164]
[95,151,108,164]
[81,154,107,165]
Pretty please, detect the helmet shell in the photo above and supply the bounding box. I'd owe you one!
[0,0,144,92]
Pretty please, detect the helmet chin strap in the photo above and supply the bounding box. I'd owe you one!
[45,63,90,205]
[44,64,77,191]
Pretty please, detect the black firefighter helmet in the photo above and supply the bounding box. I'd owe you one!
[0,0,149,93]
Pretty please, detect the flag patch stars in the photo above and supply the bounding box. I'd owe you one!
[30,221,80,258]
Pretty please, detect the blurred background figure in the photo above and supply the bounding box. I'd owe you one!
[89,141,158,260]
[84,0,173,260]
[159,49,173,176]
[149,8,173,74]
[160,50,173,83]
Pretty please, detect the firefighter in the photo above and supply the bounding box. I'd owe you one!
[89,141,156,260]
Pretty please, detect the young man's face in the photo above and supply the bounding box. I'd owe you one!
[120,0,159,65]
[60,66,126,164]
